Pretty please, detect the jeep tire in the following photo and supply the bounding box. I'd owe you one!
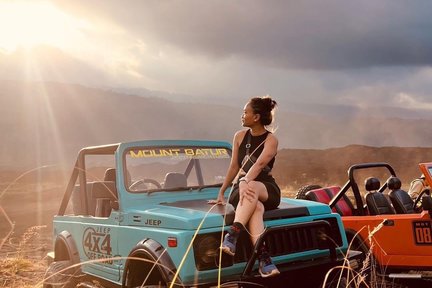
[43,260,80,288]
[295,184,322,200]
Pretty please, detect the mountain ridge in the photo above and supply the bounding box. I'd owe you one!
[1,79,431,169]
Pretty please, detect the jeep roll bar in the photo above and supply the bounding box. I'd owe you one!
[328,162,396,216]
[58,144,119,216]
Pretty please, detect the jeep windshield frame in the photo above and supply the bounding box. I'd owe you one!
[123,145,231,194]
[419,162,432,188]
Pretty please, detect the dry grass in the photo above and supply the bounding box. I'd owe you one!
[0,226,48,288]
[0,224,410,288]
[0,185,415,288]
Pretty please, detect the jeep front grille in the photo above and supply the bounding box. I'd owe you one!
[234,219,341,263]
[194,219,342,271]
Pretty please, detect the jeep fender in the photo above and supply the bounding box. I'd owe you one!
[54,230,80,265]
[122,238,177,287]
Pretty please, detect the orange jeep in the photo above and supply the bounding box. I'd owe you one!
[296,162,432,284]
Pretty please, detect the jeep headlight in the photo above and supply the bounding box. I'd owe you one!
[193,233,233,271]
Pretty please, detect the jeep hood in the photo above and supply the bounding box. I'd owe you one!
[125,198,331,230]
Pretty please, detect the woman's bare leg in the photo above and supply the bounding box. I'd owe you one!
[247,200,265,245]
[233,181,268,226]
[222,181,271,259]
[237,182,280,277]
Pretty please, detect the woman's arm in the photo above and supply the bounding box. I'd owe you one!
[210,130,244,203]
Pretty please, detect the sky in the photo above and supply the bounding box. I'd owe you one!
[1,0,432,111]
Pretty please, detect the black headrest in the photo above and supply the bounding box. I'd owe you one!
[164,172,187,189]
[387,176,401,190]
[104,168,116,182]
[365,177,380,191]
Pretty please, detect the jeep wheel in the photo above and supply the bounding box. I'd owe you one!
[124,259,167,288]
[295,184,322,199]
[43,260,80,288]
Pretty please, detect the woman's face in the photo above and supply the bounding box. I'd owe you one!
[241,103,258,127]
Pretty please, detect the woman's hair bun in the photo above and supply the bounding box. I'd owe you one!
[249,95,277,126]
[262,95,277,111]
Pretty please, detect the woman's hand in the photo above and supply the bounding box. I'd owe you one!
[239,181,256,205]
[208,193,226,205]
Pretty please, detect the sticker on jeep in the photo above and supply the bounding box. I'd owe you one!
[129,148,229,159]
[83,227,113,264]
[413,221,432,245]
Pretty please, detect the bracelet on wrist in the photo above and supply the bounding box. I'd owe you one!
[239,177,249,183]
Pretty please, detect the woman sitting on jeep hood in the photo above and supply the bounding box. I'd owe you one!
[209,95,281,278]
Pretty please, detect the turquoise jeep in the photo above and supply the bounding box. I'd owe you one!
[43,140,360,288]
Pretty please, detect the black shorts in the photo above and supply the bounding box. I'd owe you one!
[228,180,281,211]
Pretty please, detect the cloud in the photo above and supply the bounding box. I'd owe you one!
[1,0,431,115]
[327,68,432,111]
[396,92,432,110]
[56,0,432,70]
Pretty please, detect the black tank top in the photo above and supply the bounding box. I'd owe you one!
[237,129,275,181]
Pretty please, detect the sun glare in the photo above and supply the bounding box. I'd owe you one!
[0,1,87,52]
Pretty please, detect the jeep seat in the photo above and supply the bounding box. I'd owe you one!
[90,181,117,217]
[364,177,395,215]
[305,186,354,216]
[387,176,415,214]
[105,167,132,187]
[104,168,116,182]
[163,172,187,189]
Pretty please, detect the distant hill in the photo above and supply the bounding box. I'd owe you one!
[1,79,432,169]
[274,145,432,192]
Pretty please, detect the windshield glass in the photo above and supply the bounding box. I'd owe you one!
[124,146,231,192]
